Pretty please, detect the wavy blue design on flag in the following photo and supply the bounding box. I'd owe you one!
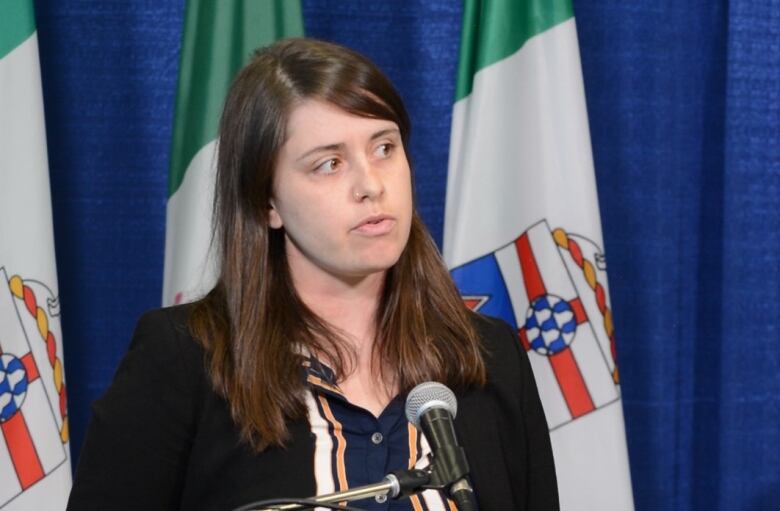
[451,252,516,329]
[0,354,29,422]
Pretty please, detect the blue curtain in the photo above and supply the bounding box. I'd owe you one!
[33,1,780,509]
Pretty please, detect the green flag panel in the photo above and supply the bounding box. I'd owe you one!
[455,0,573,101]
[0,0,36,59]
[168,0,304,196]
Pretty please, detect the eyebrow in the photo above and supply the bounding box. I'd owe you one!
[295,127,401,162]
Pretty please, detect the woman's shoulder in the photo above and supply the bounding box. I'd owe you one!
[90,302,209,431]
[69,304,209,509]
[133,302,196,336]
[457,313,559,508]
[470,313,522,359]
[470,312,514,340]
[121,303,205,377]
[131,302,198,342]
[468,312,535,389]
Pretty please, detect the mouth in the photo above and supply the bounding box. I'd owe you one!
[352,214,396,236]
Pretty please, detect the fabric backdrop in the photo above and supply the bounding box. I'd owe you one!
[30,1,779,509]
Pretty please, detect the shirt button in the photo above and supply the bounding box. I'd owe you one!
[375,494,388,503]
[371,432,384,444]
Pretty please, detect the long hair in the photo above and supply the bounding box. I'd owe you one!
[190,38,486,451]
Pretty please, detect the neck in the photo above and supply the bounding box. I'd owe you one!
[286,250,384,352]
[294,271,384,344]
[285,243,398,408]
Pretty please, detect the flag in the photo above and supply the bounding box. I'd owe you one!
[0,1,71,509]
[163,0,304,306]
[445,1,634,509]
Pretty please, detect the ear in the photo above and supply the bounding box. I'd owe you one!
[268,199,283,229]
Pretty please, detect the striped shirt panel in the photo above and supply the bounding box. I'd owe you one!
[303,358,456,511]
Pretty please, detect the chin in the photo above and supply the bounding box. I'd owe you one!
[355,260,399,276]
[348,253,403,277]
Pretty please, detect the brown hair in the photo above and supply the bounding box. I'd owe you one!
[190,38,485,451]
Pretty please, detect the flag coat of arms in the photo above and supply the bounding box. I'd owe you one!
[0,269,68,508]
[445,1,634,509]
[0,1,71,509]
[451,220,619,429]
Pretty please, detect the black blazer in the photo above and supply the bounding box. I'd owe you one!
[67,304,558,510]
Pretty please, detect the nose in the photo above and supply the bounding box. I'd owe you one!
[351,159,384,202]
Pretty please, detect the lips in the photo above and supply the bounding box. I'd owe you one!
[352,214,396,235]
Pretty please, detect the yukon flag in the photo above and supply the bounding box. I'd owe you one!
[0,1,71,510]
[163,0,303,306]
[445,1,634,509]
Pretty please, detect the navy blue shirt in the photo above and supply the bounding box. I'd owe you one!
[304,357,455,510]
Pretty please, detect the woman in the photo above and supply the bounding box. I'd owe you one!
[68,38,558,510]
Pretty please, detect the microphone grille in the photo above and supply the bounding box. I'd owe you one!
[405,381,458,427]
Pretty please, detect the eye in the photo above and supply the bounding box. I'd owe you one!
[375,143,394,158]
[314,158,340,174]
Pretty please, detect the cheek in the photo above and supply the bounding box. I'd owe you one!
[272,182,323,229]
[281,198,344,245]
[397,173,414,215]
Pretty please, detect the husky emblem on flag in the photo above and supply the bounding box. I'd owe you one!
[0,267,68,507]
[451,220,620,430]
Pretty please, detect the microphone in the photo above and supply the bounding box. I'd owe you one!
[405,382,478,511]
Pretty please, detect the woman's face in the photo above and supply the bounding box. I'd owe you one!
[269,99,413,287]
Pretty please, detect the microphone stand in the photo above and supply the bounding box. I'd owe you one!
[266,480,395,510]
[238,452,476,511]
[245,469,430,510]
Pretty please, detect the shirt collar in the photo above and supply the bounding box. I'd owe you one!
[302,355,347,400]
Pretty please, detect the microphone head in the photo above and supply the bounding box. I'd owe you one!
[405,381,458,427]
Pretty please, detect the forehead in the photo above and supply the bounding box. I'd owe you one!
[283,99,399,151]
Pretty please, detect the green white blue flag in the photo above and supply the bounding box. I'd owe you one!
[163,0,304,305]
[0,1,71,509]
[445,1,634,508]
